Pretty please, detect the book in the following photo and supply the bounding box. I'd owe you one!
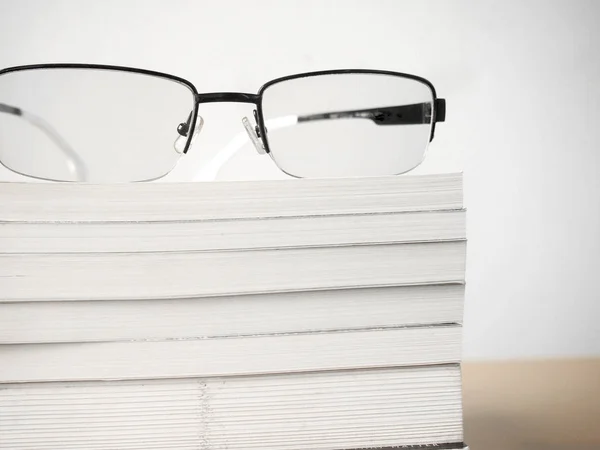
[0,173,462,222]
[0,284,464,344]
[0,241,465,301]
[0,325,461,383]
[0,209,465,253]
[0,365,465,450]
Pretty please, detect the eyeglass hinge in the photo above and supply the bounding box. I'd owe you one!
[434,98,446,122]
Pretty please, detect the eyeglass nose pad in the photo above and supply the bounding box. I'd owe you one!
[174,115,204,154]
[242,117,266,155]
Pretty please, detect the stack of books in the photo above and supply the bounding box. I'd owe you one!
[0,173,468,450]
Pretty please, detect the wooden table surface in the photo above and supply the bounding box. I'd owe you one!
[462,359,600,450]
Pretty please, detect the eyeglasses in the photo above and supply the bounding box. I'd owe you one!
[0,64,446,182]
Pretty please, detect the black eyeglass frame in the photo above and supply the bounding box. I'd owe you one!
[0,63,446,160]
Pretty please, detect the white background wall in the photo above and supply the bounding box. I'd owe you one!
[1,0,598,360]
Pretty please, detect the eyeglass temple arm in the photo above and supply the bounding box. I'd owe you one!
[0,102,88,181]
[296,100,445,126]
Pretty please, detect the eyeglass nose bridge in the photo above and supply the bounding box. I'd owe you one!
[196,92,259,104]
[192,92,267,155]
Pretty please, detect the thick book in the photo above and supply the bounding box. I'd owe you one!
[0,325,461,383]
[0,284,464,344]
[0,365,465,450]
